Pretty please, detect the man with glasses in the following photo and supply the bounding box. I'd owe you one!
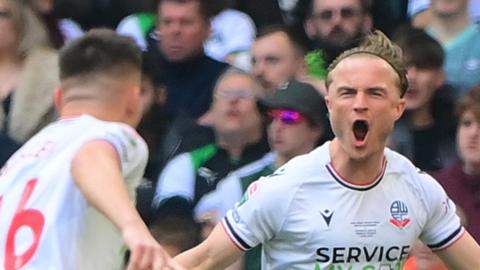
[304,0,372,64]
[152,68,269,220]
[194,80,331,269]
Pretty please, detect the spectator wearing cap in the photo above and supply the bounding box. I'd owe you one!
[194,79,332,270]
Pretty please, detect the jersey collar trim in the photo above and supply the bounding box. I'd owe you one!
[325,157,387,191]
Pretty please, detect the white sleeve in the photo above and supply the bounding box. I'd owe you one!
[219,12,256,55]
[98,124,148,178]
[194,172,243,221]
[152,153,195,208]
[221,175,297,251]
[418,174,464,251]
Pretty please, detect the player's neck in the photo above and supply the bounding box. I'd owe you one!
[330,140,386,185]
[60,102,124,123]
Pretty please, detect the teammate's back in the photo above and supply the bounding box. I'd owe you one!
[0,29,180,270]
[0,115,147,269]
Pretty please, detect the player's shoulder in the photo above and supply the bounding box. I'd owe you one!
[82,115,144,146]
[258,142,330,188]
[384,147,442,191]
[281,142,330,173]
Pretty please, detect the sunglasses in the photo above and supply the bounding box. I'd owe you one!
[268,109,306,125]
[215,89,255,100]
[314,7,360,21]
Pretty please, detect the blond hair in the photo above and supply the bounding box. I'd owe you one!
[326,30,408,97]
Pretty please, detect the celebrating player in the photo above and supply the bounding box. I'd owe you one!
[0,29,181,270]
[173,30,480,269]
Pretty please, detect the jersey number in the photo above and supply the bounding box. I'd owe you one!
[0,178,45,270]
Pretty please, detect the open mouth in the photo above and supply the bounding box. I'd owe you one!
[353,120,369,142]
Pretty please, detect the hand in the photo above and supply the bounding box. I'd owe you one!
[123,222,185,270]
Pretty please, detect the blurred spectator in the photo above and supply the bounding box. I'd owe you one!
[251,25,308,93]
[390,26,457,173]
[426,0,480,97]
[435,86,480,242]
[145,0,229,119]
[27,0,83,49]
[117,0,255,70]
[409,0,480,27]
[0,0,59,145]
[371,0,409,36]
[304,0,373,64]
[234,0,284,31]
[195,80,331,270]
[136,53,168,181]
[152,68,269,219]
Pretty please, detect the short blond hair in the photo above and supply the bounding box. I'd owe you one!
[326,30,408,97]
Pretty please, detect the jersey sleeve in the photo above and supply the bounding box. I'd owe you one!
[194,171,243,222]
[97,124,148,178]
[221,174,297,251]
[418,173,464,251]
[152,153,195,208]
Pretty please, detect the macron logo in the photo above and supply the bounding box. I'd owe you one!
[320,209,334,226]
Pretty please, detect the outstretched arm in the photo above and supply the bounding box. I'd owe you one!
[72,140,181,270]
[175,222,245,270]
[436,231,480,269]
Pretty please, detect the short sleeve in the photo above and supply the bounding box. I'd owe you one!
[221,175,297,251]
[152,153,195,208]
[96,125,147,176]
[418,174,464,251]
[194,172,243,221]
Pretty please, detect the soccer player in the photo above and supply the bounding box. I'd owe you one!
[173,30,480,269]
[0,29,180,270]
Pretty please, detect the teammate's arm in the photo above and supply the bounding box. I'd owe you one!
[71,140,179,270]
[436,231,480,269]
[175,223,245,269]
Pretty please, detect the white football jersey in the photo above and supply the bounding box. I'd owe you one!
[0,115,148,270]
[223,142,463,270]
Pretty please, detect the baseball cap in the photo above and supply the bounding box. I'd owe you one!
[258,80,328,126]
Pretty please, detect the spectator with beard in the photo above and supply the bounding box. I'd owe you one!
[304,0,372,65]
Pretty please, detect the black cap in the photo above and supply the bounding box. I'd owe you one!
[258,80,328,126]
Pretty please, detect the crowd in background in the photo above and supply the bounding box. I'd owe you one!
[0,0,479,269]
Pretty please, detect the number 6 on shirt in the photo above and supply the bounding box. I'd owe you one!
[0,178,45,270]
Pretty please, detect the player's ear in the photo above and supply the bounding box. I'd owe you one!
[54,87,64,112]
[394,98,406,121]
[126,85,142,127]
